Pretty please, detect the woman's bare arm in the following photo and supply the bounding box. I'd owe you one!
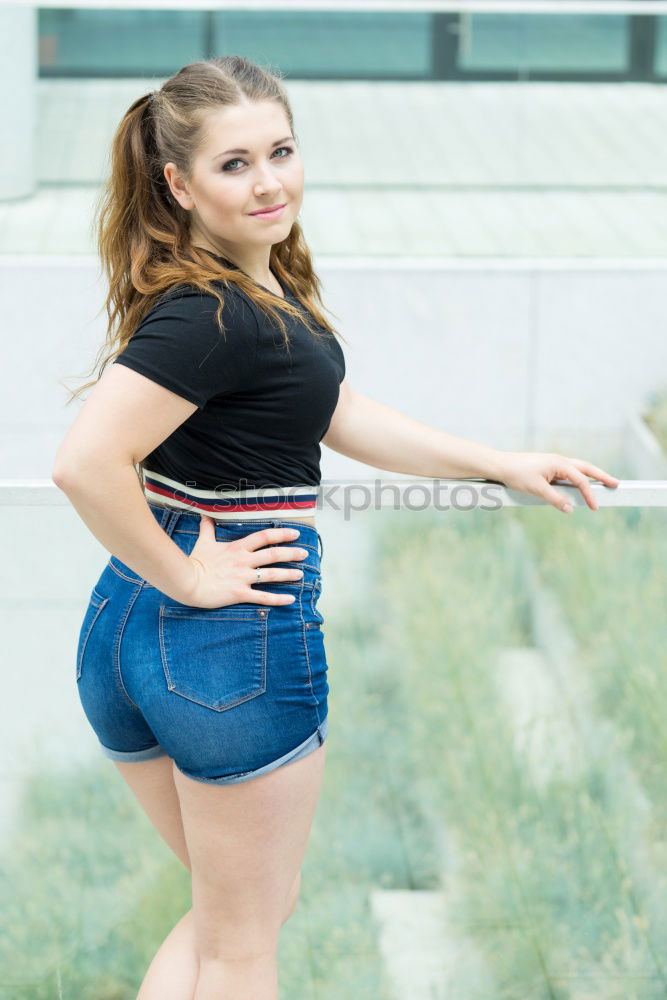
[322,379,503,479]
[321,379,620,513]
[53,364,201,604]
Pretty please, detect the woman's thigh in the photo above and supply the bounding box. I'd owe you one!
[172,739,328,960]
[113,753,191,871]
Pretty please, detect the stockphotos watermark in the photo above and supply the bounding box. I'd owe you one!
[317,479,504,519]
[181,478,505,520]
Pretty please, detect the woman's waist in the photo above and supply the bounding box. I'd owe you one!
[141,467,318,524]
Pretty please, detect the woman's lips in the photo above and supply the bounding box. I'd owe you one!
[249,204,286,220]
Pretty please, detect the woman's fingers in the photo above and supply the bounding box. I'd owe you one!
[241,526,301,551]
[567,459,620,487]
[544,457,621,512]
[533,478,575,513]
[531,462,593,512]
[251,545,307,567]
[556,457,622,511]
[505,452,621,514]
[551,464,598,510]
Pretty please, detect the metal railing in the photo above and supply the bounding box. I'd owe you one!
[27,2,667,12]
[3,479,666,513]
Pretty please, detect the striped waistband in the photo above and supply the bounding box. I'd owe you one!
[142,469,318,521]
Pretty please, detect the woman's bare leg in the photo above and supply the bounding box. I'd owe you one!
[174,743,327,1000]
[135,868,302,998]
[136,908,199,1000]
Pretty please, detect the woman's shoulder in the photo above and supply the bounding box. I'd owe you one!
[152,278,240,309]
[139,280,256,332]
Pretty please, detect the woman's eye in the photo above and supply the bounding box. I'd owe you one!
[222,146,294,172]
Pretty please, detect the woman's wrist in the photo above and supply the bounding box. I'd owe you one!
[447,442,509,483]
[184,555,206,604]
[479,448,511,483]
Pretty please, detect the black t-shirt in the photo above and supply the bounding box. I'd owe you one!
[112,256,346,491]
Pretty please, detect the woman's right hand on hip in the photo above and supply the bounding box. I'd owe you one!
[185,515,308,609]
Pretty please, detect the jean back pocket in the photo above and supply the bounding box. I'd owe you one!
[159,605,270,712]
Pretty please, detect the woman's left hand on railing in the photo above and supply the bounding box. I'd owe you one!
[493,452,620,513]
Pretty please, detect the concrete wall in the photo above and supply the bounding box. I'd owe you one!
[3,257,666,481]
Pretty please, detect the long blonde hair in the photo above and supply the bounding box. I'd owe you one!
[65,54,345,405]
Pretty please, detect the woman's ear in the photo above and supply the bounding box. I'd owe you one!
[163,162,194,211]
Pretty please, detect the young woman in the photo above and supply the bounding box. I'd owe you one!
[52,55,620,1000]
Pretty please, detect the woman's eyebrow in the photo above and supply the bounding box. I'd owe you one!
[212,136,294,160]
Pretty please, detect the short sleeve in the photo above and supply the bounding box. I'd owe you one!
[332,336,345,380]
[112,285,259,410]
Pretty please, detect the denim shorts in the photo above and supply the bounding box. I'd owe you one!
[75,501,329,785]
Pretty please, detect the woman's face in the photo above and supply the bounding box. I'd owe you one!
[164,99,304,254]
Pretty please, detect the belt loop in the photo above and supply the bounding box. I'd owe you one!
[162,508,181,537]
